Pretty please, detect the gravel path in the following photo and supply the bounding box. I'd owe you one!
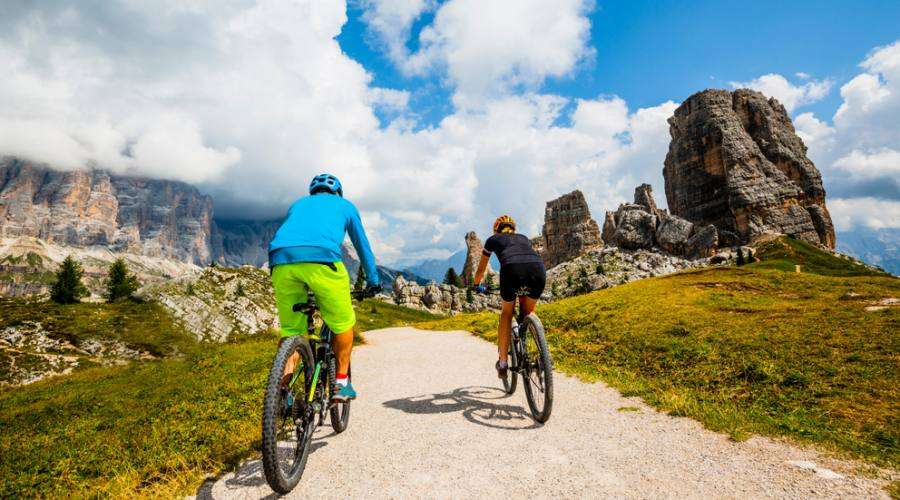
[202,327,889,499]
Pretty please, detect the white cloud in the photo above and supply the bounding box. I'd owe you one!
[833,148,900,180]
[829,198,900,231]
[365,0,593,106]
[730,73,832,112]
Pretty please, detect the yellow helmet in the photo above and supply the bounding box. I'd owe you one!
[493,215,516,233]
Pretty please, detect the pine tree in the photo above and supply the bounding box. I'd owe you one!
[51,256,89,304]
[105,258,140,302]
[444,267,462,287]
[466,286,474,304]
[736,248,745,266]
[485,273,495,289]
[354,267,367,292]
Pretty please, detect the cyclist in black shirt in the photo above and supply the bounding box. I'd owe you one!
[473,215,546,378]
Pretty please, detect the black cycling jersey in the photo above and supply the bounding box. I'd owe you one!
[483,233,542,267]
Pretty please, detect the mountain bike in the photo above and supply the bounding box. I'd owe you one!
[261,288,374,494]
[482,287,554,423]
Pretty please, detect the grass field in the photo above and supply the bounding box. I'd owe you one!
[420,238,899,469]
[0,294,439,497]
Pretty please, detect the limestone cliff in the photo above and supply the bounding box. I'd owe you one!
[663,89,835,248]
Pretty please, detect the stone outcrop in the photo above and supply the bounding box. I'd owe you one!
[1,158,218,264]
[603,184,718,259]
[546,246,731,299]
[391,275,501,313]
[663,89,835,248]
[532,190,603,268]
[461,231,487,286]
[139,265,279,342]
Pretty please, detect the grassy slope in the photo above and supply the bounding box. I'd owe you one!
[0,296,440,497]
[0,298,199,357]
[420,238,899,468]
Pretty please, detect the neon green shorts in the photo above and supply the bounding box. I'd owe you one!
[271,262,356,337]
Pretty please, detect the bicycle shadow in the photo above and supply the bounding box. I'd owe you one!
[383,385,542,430]
[194,433,333,498]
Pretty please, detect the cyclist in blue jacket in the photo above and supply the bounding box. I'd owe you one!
[269,173,381,401]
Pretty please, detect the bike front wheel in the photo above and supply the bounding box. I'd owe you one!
[261,336,315,494]
[521,313,554,423]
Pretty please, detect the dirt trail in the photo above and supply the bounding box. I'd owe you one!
[201,327,888,499]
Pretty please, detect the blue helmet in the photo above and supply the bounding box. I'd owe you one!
[309,173,343,197]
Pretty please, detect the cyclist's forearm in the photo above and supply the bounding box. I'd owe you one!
[473,253,489,284]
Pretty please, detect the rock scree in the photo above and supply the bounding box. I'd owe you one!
[663,89,835,248]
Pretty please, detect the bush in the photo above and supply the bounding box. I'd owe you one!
[50,256,88,304]
[234,280,245,297]
[105,258,140,303]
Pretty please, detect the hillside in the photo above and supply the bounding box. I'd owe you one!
[420,237,899,468]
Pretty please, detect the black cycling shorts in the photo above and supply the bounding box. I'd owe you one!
[499,262,546,302]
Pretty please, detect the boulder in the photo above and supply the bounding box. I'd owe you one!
[686,224,718,259]
[611,209,657,250]
[663,88,835,248]
[656,212,694,255]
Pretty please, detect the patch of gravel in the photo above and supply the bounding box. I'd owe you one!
[203,327,892,499]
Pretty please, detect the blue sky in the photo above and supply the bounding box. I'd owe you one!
[1,1,898,263]
[340,0,900,128]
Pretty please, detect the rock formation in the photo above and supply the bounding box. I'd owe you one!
[391,275,501,313]
[532,190,603,268]
[603,184,718,259]
[461,231,486,286]
[663,89,835,248]
[1,158,218,264]
[546,246,730,299]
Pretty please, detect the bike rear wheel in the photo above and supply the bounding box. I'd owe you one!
[501,319,518,394]
[329,364,351,432]
[521,314,554,423]
[261,336,315,494]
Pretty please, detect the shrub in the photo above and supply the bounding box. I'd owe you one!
[235,280,245,297]
[50,256,89,304]
[443,267,462,287]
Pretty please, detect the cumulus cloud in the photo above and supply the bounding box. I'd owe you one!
[829,198,900,231]
[3,0,894,263]
[730,73,832,112]
[364,0,593,106]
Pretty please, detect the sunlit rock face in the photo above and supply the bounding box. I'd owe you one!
[532,190,603,268]
[663,89,835,248]
[0,158,217,264]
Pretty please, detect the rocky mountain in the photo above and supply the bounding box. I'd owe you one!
[213,218,282,267]
[402,249,467,283]
[1,158,217,264]
[531,190,603,268]
[664,89,835,248]
[837,227,899,275]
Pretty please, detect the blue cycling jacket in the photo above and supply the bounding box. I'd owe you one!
[268,193,380,286]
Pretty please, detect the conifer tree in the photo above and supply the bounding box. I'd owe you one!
[105,258,140,302]
[51,256,88,304]
[354,267,367,292]
[443,267,462,287]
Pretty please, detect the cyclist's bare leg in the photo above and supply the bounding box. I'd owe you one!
[521,296,538,316]
[333,327,354,375]
[498,300,515,363]
[281,337,300,386]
